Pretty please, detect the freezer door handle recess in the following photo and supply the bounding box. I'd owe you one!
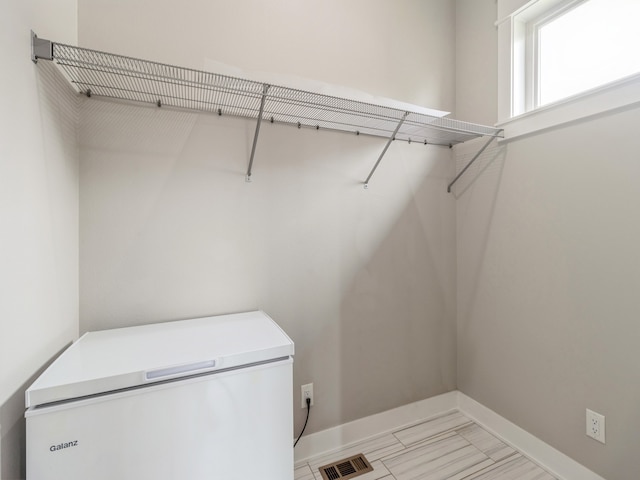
[145,360,216,380]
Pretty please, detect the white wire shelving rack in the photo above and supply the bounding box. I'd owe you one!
[31,32,503,191]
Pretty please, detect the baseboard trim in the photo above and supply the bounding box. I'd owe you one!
[457,392,605,480]
[294,390,605,480]
[294,390,458,463]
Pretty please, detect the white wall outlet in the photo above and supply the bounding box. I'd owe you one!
[586,409,605,444]
[301,383,314,408]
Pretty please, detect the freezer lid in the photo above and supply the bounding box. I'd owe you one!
[25,311,294,408]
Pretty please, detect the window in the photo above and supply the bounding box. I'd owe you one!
[497,0,640,138]
[534,0,640,109]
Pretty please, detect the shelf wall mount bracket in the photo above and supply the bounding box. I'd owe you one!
[31,31,53,63]
[363,112,409,189]
[447,129,503,193]
[246,84,270,183]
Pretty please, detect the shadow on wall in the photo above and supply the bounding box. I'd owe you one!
[452,139,507,402]
[77,90,458,437]
[333,139,509,427]
[338,164,458,426]
[78,102,273,331]
[0,60,79,480]
[79,98,198,158]
[453,140,507,331]
[1,344,71,480]
[451,140,507,199]
[35,59,79,156]
[247,128,459,434]
[0,388,27,480]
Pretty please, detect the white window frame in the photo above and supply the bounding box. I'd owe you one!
[526,0,584,113]
[497,0,640,141]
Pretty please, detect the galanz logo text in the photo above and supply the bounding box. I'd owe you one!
[49,440,78,452]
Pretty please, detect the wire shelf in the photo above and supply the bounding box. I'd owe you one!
[49,42,502,146]
[31,31,502,189]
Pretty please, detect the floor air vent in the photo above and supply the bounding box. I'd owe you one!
[318,453,373,480]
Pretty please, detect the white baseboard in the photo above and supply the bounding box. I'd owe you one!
[294,390,605,480]
[294,390,458,463]
[457,392,605,480]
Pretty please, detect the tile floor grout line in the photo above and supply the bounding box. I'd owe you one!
[389,410,465,435]
[392,422,475,449]
[391,429,457,450]
[456,451,521,480]
[301,409,464,468]
[390,411,472,438]
[381,431,465,464]
[381,452,492,478]
[382,437,494,480]
[305,433,403,463]
[302,414,559,480]
[456,421,560,479]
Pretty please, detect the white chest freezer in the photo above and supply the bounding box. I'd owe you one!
[25,310,294,480]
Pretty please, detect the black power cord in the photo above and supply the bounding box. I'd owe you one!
[294,397,311,448]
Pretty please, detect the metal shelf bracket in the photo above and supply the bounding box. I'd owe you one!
[246,84,270,182]
[447,129,503,193]
[31,31,53,63]
[363,112,409,189]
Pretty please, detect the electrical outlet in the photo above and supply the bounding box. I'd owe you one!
[586,409,605,444]
[301,383,314,408]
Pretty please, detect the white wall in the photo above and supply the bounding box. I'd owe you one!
[456,1,640,479]
[0,1,78,479]
[6,1,633,477]
[78,0,458,436]
[77,0,454,110]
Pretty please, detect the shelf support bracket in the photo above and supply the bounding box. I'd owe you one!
[31,31,53,63]
[246,84,270,182]
[364,112,409,189]
[447,129,503,193]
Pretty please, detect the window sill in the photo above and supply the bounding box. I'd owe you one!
[497,71,640,143]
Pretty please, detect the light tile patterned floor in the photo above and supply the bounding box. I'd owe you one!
[295,411,558,480]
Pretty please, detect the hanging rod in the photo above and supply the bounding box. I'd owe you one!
[31,32,504,188]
